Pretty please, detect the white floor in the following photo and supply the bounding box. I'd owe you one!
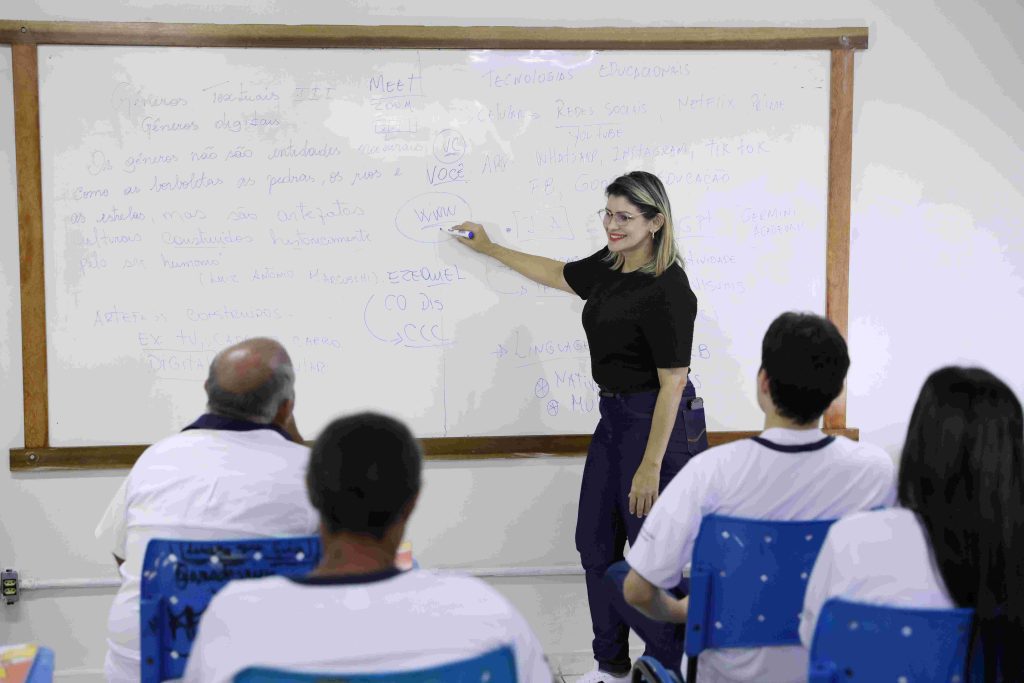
[50,648,661,682]
[549,647,646,682]
[52,655,643,683]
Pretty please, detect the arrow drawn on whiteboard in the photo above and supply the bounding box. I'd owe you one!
[362,295,403,345]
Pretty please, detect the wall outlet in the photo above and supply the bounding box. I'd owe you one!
[2,568,18,604]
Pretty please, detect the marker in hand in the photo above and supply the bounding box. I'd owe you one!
[441,226,474,239]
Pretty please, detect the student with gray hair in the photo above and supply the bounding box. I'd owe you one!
[95,337,318,683]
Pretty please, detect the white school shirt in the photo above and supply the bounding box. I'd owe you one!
[626,428,896,683]
[95,423,318,683]
[181,569,554,683]
[798,507,956,648]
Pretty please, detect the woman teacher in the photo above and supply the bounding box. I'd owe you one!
[453,171,706,681]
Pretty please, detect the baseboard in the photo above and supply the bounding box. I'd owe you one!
[53,668,104,682]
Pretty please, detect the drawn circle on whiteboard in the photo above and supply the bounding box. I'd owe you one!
[433,128,467,164]
[546,400,559,416]
[535,378,550,398]
[395,192,473,243]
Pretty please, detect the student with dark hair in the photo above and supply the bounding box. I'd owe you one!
[454,171,707,682]
[801,367,1023,681]
[183,412,552,683]
[621,312,895,683]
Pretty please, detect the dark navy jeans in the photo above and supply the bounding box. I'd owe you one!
[604,561,691,675]
[575,383,707,676]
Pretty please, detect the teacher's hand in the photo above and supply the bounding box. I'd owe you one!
[629,460,661,518]
[451,221,495,255]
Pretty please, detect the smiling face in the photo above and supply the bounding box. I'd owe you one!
[603,194,662,270]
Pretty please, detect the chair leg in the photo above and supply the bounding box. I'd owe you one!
[685,655,697,683]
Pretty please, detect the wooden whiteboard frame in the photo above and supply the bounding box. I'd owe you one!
[3,21,864,471]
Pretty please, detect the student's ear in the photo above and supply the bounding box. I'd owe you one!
[388,493,421,546]
[273,398,294,423]
[400,491,421,521]
[755,368,772,415]
[274,399,302,442]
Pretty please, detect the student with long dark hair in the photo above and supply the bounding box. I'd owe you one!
[801,366,1024,681]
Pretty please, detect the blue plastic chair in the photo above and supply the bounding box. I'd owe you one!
[233,645,517,683]
[684,515,836,683]
[632,655,682,683]
[139,536,321,683]
[808,598,975,682]
[26,646,54,683]
[25,647,54,683]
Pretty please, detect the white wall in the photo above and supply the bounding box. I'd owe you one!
[2,1,1022,678]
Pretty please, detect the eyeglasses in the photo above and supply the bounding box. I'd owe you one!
[597,209,644,228]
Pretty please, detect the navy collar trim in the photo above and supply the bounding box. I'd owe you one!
[751,435,836,453]
[289,567,404,586]
[182,413,293,442]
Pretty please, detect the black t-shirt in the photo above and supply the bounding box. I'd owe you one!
[563,248,698,393]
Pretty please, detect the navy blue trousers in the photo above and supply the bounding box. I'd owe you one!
[575,384,707,676]
[605,561,691,675]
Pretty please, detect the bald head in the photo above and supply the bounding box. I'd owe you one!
[205,338,295,424]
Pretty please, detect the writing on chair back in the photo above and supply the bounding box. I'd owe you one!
[139,536,321,683]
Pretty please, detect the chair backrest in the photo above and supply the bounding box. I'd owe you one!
[808,598,975,682]
[232,645,517,683]
[685,514,836,657]
[139,536,321,683]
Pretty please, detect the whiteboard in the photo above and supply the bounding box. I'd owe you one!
[38,46,828,445]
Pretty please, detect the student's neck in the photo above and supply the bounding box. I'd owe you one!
[310,536,398,577]
[763,413,820,431]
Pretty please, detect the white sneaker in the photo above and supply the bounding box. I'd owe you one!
[575,667,632,683]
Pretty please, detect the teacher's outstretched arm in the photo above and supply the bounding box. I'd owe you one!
[451,221,574,294]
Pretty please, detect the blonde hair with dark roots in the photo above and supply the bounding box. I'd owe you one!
[602,171,682,276]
